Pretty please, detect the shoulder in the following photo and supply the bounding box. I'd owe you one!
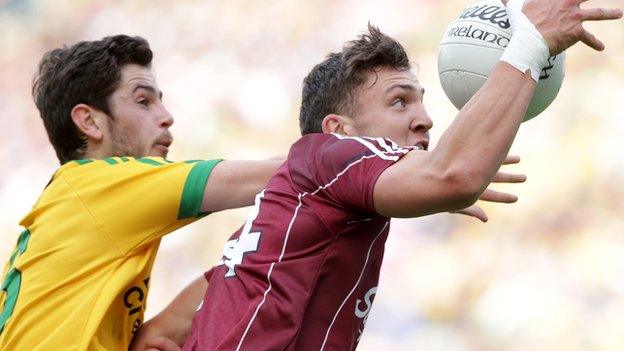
[57,157,221,187]
[289,133,410,168]
[286,133,412,190]
[323,134,410,163]
[61,157,211,172]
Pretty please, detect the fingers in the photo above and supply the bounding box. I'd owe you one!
[453,206,488,222]
[497,155,525,183]
[492,171,527,183]
[479,188,518,203]
[469,206,488,222]
[580,29,605,51]
[577,8,622,51]
[581,8,623,21]
[502,155,521,165]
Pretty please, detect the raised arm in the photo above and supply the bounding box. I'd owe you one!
[201,158,283,213]
[374,0,622,218]
[375,63,534,217]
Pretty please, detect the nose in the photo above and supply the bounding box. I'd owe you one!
[410,106,433,134]
[159,106,174,129]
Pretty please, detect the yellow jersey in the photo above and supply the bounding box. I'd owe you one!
[0,156,221,350]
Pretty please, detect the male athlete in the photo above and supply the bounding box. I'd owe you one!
[0,35,281,350]
[135,0,622,349]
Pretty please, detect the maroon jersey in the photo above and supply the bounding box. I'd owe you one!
[184,133,413,351]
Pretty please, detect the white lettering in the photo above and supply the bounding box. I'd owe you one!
[218,190,265,277]
[355,287,377,341]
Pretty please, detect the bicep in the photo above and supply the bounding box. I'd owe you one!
[373,151,475,218]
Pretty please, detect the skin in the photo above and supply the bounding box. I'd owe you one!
[324,69,432,149]
[518,0,622,54]
[106,66,174,158]
[71,64,174,160]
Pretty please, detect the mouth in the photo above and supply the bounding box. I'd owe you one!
[154,138,173,152]
[412,140,429,151]
[156,136,173,146]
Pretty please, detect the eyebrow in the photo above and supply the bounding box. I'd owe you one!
[384,84,425,98]
[133,84,163,100]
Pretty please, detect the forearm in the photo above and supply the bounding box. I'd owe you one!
[433,62,536,196]
[146,276,207,346]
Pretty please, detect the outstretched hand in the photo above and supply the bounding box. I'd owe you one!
[453,155,526,222]
[503,0,622,54]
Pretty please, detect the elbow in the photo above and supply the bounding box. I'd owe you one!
[442,165,487,210]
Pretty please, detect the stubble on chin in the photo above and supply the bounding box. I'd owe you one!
[109,124,143,158]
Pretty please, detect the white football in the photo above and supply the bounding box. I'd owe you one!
[438,0,565,121]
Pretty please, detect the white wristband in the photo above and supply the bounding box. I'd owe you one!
[500,0,550,81]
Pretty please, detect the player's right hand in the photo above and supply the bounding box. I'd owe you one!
[519,0,622,54]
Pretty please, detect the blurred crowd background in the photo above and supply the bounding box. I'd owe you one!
[1,0,623,350]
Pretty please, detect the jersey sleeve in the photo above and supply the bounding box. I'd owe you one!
[61,157,222,254]
[289,134,413,216]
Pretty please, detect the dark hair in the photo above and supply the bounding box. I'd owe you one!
[32,35,153,164]
[299,24,411,135]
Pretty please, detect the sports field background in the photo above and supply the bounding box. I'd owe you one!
[1,1,623,350]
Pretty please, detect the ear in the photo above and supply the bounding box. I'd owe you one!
[321,114,358,136]
[70,104,104,141]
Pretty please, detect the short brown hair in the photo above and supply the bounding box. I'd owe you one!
[32,35,153,164]
[299,24,411,135]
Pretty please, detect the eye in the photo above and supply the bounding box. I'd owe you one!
[392,98,406,108]
[137,98,149,107]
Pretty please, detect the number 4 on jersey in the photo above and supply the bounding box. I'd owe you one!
[218,190,265,278]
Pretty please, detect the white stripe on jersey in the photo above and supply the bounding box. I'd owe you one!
[236,194,304,351]
[387,138,400,150]
[373,137,395,153]
[236,139,406,349]
[319,222,388,351]
[360,136,410,155]
[236,261,276,351]
[332,134,401,161]
[373,137,408,156]
[310,155,377,196]
[336,134,410,155]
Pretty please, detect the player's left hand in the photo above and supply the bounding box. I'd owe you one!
[452,155,526,222]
